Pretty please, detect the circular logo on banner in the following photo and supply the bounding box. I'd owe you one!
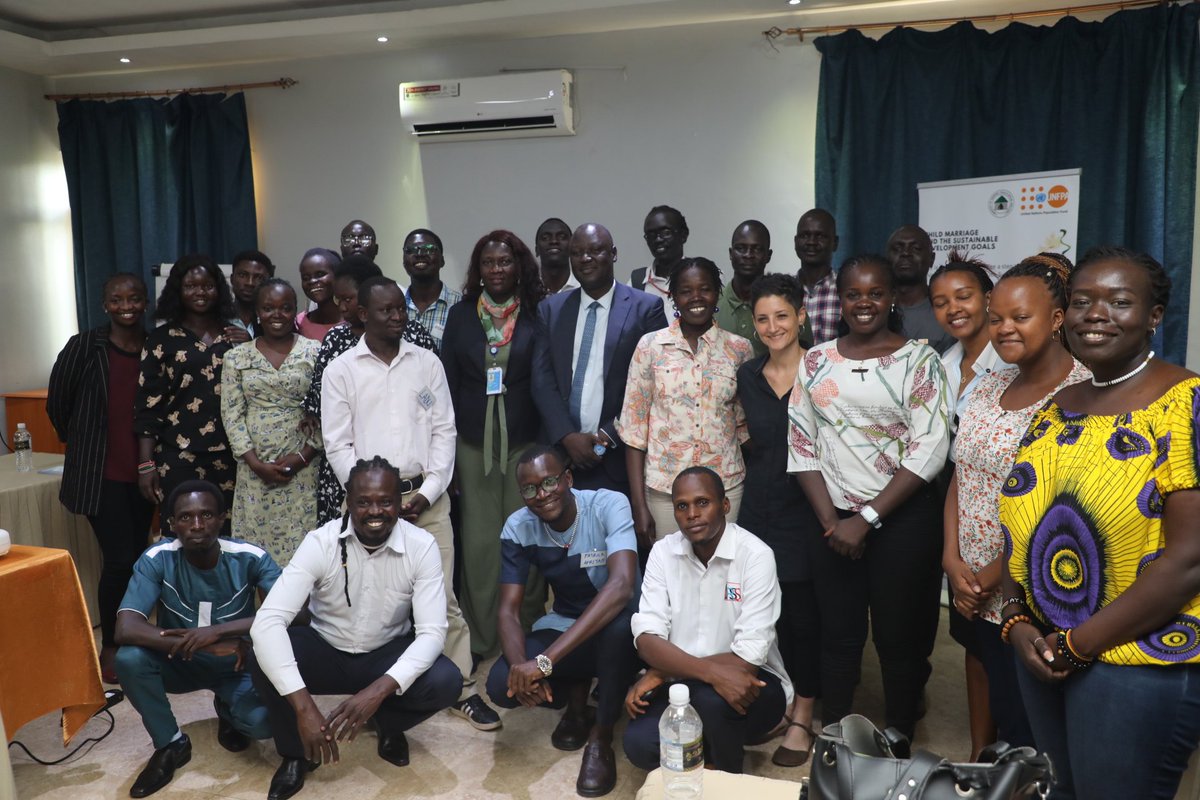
[989,190,1014,218]
[1047,184,1070,208]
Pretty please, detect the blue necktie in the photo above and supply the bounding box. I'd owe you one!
[569,301,601,429]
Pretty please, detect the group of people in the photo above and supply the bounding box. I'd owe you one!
[43,204,1200,800]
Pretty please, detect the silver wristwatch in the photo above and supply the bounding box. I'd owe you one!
[859,504,883,529]
[535,653,553,677]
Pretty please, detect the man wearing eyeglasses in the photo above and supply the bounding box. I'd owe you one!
[340,220,379,261]
[401,228,461,351]
[485,444,640,797]
[714,220,774,357]
[630,206,688,315]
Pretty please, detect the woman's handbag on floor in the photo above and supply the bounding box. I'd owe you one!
[804,714,1053,799]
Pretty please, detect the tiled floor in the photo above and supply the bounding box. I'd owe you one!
[4,611,1006,799]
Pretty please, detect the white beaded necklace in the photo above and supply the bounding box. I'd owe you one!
[1091,350,1154,388]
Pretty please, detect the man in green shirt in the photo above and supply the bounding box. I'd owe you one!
[715,220,773,356]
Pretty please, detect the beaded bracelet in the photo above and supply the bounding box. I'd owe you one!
[137,461,157,475]
[1001,596,1027,611]
[1000,613,1034,645]
[1061,629,1094,668]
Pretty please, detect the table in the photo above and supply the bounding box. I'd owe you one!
[0,452,100,621]
[1,390,64,456]
[637,768,800,800]
[0,545,106,744]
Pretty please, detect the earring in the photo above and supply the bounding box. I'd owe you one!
[713,305,720,314]
[673,309,681,319]
[1151,327,1158,336]
[1052,328,1060,340]
[891,303,896,313]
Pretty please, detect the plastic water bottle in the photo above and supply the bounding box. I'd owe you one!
[13,423,32,472]
[660,683,704,799]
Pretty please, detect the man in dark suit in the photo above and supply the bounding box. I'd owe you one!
[533,223,668,495]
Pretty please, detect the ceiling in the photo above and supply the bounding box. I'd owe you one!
[0,0,1106,78]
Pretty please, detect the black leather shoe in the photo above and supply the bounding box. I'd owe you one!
[267,757,318,800]
[576,741,617,797]
[377,731,410,767]
[216,714,251,753]
[129,734,192,798]
[551,708,593,752]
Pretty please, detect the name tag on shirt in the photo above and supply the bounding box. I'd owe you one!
[725,583,742,602]
[418,387,436,409]
[485,367,504,396]
[579,550,607,568]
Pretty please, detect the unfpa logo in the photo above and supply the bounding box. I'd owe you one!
[1019,183,1069,212]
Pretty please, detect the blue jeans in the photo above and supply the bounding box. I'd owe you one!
[116,645,270,750]
[1016,659,1200,799]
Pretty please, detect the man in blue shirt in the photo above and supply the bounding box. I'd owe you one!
[115,480,281,798]
[485,445,640,797]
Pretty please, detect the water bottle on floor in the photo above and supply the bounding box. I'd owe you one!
[13,423,32,472]
[660,683,703,799]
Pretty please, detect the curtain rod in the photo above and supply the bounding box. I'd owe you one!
[765,0,1171,42]
[45,76,297,102]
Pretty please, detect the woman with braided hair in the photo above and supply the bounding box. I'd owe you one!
[944,252,1090,757]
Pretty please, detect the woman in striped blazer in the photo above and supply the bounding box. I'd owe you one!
[47,272,156,683]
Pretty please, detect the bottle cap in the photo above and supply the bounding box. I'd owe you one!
[16,423,26,430]
[668,683,690,706]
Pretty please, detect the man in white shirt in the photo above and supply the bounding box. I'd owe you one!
[534,217,580,295]
[249,457,462,800]
[622,467,791,774]
[320,276,499,732]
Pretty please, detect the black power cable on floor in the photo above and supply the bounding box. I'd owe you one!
[8,690,123,766]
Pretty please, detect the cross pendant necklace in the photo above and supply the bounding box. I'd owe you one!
[851,365,869,382]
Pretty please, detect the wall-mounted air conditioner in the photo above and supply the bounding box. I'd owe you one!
[399,70,574,142]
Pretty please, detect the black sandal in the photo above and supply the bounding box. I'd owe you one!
[771,721,817,767]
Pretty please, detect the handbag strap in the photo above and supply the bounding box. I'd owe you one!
[889,750,945,799]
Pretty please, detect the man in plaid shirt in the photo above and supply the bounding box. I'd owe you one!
[794,209,841,345]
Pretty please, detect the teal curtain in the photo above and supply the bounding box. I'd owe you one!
[57,92,258,330]
[814,4,1200,362]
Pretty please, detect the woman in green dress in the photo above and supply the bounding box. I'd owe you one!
[221,279,322,564]
[441,230,546,659]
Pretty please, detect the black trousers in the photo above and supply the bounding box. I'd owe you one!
[86,479,155,647]
[810,486,942,738]
[250,627,462,759]
[485,608,638,727]
[622,671,785,773]
[778,580,821,699]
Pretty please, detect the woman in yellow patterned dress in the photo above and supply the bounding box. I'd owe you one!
[998,247,1200,799]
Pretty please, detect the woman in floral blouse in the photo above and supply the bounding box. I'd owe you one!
[136,254,239,529]
[945,254,1088,755]
[618,257,754,550]
[787,254,951,740]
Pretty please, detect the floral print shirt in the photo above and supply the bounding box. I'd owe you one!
[135,325,233,454]
[616,320,753,493]
[787,339,951,511]
[952,360,1090,622]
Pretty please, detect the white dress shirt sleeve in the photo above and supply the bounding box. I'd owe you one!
[418,357,456,504]
[321,356,356,486]
[250,534,329,696]
[385,533,450,692]
[630,538,672,646]
[729,542,782,667]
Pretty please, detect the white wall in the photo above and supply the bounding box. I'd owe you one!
[47,21,823,291]
[0,64,74,446]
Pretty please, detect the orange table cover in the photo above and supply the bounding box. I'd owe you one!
[0,545,105,744]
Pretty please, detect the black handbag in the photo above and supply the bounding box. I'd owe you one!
[804,715,1054,800]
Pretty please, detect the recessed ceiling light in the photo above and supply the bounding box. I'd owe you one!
[377,36,389,43]
[119,57,131,63]
[788,0,801,5]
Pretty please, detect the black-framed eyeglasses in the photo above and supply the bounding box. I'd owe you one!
[519,469,567,500]
[404,244,441,256]
[342,233,375,245]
